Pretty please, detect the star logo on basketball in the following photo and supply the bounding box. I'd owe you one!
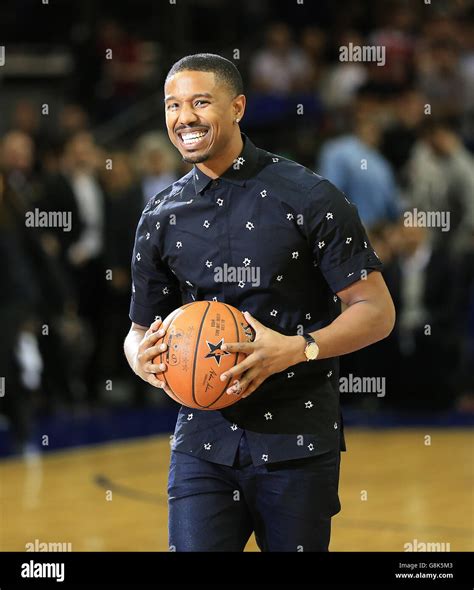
[205,338,230,366]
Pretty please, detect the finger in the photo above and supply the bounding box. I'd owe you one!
[243,311,264,333]
[143,361,167,374]
[221,341,255,355]
[145,319,163,338]
[227,366,259,395]
[141,330,163,350]
[147,372,165,388]
[220,353,259,382]
[142,342,167,362]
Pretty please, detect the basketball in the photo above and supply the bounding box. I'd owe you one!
[154,301,255,409]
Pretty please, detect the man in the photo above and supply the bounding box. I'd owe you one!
[124,54,395,552]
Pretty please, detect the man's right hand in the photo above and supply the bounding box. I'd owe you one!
[132,319,171,392]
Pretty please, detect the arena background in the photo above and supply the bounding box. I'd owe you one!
[0,0,473,557]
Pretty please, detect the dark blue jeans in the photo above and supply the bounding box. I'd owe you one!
[168,433,341,551]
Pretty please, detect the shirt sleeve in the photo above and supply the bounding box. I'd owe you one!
[129,204,182,327]
[304,179,383,293]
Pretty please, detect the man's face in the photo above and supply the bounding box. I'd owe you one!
[164,70,241,164]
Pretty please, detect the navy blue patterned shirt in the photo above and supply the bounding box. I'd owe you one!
[129,133,382,466]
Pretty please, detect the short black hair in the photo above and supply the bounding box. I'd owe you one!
[165,53,243,97]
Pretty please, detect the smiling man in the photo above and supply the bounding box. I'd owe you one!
[124,53,395,552]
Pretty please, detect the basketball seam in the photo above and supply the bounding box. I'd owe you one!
[192,301,211,408]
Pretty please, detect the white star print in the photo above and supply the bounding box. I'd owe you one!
[203,220,210,228]
[346,237,352,244]
[272,157,279,162]
[145,232,150,240]
[230,424,238,431]
[262,454,269,462]
[287,213,294,220]
[185,280,193,287]
[238,281,245,288]
[264,412,272,420]
[327,370,333,378]
[204,443,212,450]
[318,241,325,249]
[276,275,283,281]
[270,309,278,317]
[132,283,135,293]
[246,221,254,230]
[155,221,160,230]
[187,413,193,421]
[260,189,267,198]
[364,241,368,248]
[155,199,161,205]
[292,251,299,259]
[305,401,313,409]
[334,422,338,429]
[326,212,333,220]
[305,313,311,320]
[162,287,169,295]
[333,295,338,302]
[176,241,182,248]
[243,258,251,266]
[154,315,161,321]
[233,156,245,168]
[308,443,314,451]
[287,372,294,378]
[205,260,213,268]
[212,296,217,301]
[217,198,224,206]
[136,252,141,261]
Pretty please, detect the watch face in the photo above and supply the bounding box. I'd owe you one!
[305,342,319,360]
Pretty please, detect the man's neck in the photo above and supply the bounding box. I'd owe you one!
[195,132,244,179]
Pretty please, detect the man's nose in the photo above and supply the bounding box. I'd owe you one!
[177,104,199,127]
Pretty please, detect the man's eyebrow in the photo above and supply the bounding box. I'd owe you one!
[164,92,214,103]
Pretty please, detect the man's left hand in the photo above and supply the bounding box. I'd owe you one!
[219,311,305,398]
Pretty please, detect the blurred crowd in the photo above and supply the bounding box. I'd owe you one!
[0,1,473,452]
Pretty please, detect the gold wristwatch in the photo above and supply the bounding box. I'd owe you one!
[303,333,320,361]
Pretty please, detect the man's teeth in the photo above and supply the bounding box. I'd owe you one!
[181,130,207,144]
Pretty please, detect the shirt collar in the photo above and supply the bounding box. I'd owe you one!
[192,133,259,195]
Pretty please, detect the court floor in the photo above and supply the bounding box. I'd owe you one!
[0,428,472,551]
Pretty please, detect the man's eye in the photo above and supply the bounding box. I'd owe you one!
[167,103,179,111]
[195,100,209,107]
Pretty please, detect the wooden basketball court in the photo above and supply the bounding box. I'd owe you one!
[1,428,472,551]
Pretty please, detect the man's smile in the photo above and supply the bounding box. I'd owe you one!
[176,127,210,150]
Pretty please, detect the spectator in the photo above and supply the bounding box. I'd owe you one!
[318,89,401,229]
[406,117,474,253]
[250,22,312,94]
[133,132,179,204]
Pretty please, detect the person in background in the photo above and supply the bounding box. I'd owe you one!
[250,22,313,95]
[406,117,474,253]
[318,87,401,230]
[133,132,179,205]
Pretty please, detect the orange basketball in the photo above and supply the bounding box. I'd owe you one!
[154,301,255,410]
